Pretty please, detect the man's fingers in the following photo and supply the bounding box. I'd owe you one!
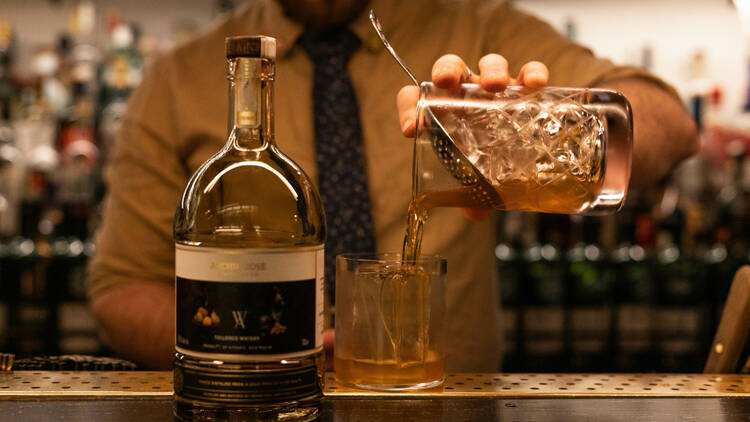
[432,55,548,90]
[397,85,420,137]
[432,54,472,89]
[515,61,549,88]
[478,54,510,92]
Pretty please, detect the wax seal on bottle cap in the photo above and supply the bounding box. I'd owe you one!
[226,36,276,59]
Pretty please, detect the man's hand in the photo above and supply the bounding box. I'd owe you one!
[396,54,549,221]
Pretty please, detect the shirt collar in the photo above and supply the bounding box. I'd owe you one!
[237,0,408,59]
[256,0,305,58]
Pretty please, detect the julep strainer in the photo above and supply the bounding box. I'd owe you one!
[369,11,503,209]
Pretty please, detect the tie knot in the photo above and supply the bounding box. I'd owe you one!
[298,28,361,65]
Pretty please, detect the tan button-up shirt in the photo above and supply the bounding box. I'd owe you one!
[88,0,660,372]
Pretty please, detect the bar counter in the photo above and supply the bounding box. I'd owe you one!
[1,371,749,421]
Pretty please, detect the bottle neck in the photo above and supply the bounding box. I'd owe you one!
[227,57,274,150]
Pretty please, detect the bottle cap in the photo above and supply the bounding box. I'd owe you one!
[226,36,276,59]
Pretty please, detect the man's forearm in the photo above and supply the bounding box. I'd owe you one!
[597,77,698,187]
[91,282,175,369]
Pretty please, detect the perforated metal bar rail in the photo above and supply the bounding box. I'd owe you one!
[0,371,172,397]
[0,372,748,398]
[324,373,750,397]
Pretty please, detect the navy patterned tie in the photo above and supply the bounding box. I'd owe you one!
[299,29,376,304]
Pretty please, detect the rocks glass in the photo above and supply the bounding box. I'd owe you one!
[334,253,446,391]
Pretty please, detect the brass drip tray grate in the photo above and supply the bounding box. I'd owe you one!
[324,373,750,397]
[0,371,172,397]
[0,371,748,398]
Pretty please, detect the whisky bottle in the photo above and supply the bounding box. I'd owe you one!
[173,36,326,421]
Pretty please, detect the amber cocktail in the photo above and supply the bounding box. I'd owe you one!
[334,253,446,391]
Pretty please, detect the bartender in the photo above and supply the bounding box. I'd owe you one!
[86,0,697,370]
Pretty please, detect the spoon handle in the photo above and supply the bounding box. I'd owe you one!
[369,10,420,87]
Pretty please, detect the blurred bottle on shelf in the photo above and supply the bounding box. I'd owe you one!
[99,21,143,162]
[48,237,100,355]
[58,83,94,151]
[566,216,613,372]
[57,140,98,240]
[30,46,69,120]
[704,140,750,334]
[495,212,524,369]
[0,18,19,122]
[56,81,98,240]
[0,21,23,242]
[652,180,708,372]
[67,1,100,98]
[686,50,710,130]
[0,21,25,353]
[0,124,24,239]
[611,206,655,372]
[14,63,59,241]
[5,42,64,357]
[521,215,568,372]
[704,85,724,128]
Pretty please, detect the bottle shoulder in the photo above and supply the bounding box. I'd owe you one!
[178,146,320,207]
[175,145,325,246]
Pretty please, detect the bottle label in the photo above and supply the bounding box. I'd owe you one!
[174,363,320,404]
[175,245,324,359]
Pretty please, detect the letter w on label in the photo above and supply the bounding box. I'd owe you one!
[232,310,248,329]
